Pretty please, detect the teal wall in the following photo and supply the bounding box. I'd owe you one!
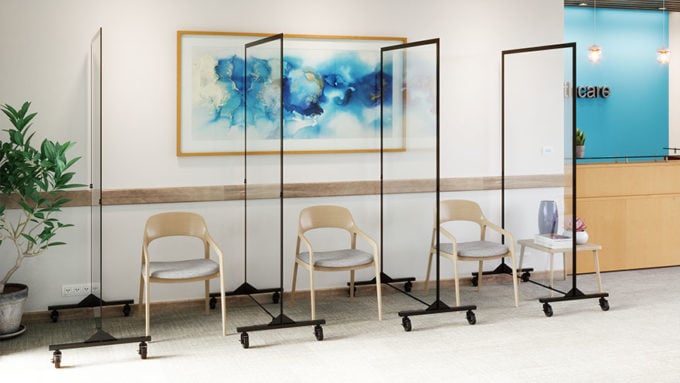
[565,7,668,158]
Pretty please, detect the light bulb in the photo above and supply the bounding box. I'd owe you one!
[588,44,602,63]
[657,47,671,64]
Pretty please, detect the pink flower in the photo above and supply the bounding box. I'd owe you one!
[566,217,587,232]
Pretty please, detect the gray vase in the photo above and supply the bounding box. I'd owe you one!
[538,200,558,234]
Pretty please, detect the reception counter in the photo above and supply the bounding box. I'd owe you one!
[574,160,680,273]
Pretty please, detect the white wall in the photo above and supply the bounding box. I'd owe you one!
[670,12,680,149]
[0,0,564,312]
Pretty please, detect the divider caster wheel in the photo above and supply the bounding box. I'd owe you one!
[314,324,324,341]
[599,297,610,311]
[466,310,477,325]
[402,316,412,332]
[272,291,280,304]
[138,341,148,359]
[123,303,131,317]
[51,350,62,369]
[471,276,478,287]
[240,332,249,349]
[209,296,217,310]
[520,272,531,282]
[542,303,553,317]
[404,281,413,292]
[50,309,59,323]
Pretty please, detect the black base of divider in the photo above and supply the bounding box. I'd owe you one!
[49,330,150,368]
[47,294,133,323]
[236,314,326,349]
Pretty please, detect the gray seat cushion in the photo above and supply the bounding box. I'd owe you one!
[438,240,509,258]
[298,249,374,268]
[144,259,219,279]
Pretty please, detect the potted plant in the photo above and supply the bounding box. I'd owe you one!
[575,127,586,158]
[0,101,82,337]
[565,217,588,244]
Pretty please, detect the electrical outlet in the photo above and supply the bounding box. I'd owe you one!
[61,283,99,297]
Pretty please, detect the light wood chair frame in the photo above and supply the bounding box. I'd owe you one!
[138,212,227,337]
[291,205,382,320]
[425,200,519,307]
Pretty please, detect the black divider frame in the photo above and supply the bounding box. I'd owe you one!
[377,38,477,332]
[235,34,325,348]
[501,42,609,316]
[48,28,150,368]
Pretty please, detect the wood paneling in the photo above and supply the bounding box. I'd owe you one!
[575,161,680,272]
[0,174,565,207]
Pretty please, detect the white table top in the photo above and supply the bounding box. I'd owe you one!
[518,238,602,253]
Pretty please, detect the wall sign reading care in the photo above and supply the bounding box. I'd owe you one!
[577,85,610,98]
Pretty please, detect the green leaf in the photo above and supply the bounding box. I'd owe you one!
[20,233,37,244]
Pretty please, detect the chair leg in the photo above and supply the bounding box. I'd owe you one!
[349,270,355,303]
[291,262,298,304]
[477,261,483,291]
[510,254,519,307]
[309,268,316,320]
[453,259,461,307]
[375,266,383,321]
[204,280,210,316]
[424,249,434,293]
[144,279,151,337]
[219,274,226,336]
[137,275,144,318]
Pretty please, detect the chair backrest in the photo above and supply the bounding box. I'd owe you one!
[438,199,485,225]
[298,205,356,234]
[144,212,209,243]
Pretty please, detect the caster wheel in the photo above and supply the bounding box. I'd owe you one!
[138,341,148,360]
[543,303,553,317]
[272,291,280,304]
[51,350,62,369]
[466,310,477,325]
[401,316,412,332]
[404,281,413,293]
[520,272,531,282]
[123,303,131,317]
[50,310,59,323]
[599,297,610,311]
[240,332,249,349]
[209,296,217,310]
[314,324,324,341]
[471,276,478,287]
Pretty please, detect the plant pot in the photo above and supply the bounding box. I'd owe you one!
[564,230,589,245]
[576,145,585,158]
[0,283,28,337]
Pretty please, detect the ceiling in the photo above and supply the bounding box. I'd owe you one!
[565,0,680,12]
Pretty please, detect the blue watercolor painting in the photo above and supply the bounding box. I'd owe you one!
[186,37,399,154]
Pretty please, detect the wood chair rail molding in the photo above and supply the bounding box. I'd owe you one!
[0,174,563,207]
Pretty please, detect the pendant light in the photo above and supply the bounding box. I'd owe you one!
[588,0,602,63]
[657,0,671,64]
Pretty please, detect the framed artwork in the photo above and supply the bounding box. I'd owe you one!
[177,31,406,156]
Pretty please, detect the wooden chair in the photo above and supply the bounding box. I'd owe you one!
[291,205,382,320]
[425,199,519,307]
[138,212,226,336]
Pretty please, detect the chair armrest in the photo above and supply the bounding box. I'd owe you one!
[482,219,515,245]
[354,229,380,265]
[438,226,458,245]
[298,233,315,264]
[205,234,225,263]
